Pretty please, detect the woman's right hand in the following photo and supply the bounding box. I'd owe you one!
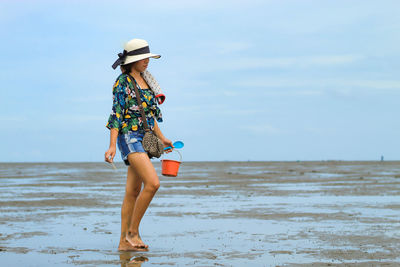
[105,146,116,163]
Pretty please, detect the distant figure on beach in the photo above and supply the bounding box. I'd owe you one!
[104,38,173,251]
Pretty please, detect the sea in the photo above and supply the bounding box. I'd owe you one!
[0,161,399,266]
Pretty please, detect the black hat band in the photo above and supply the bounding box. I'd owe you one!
[112,46,150,69]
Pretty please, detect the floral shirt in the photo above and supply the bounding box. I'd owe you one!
[106,73,163,134]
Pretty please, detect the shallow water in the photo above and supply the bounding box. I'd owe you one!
[0,161,400,266]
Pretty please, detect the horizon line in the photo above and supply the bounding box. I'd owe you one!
[0,160,398,164]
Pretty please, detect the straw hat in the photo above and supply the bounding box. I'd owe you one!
[112,39,160,69]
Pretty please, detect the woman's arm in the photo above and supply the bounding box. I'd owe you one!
[105,76,128,163]
[105,128,119,163]
[153,120,173,152]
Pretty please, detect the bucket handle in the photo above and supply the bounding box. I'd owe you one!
[161,149,182,162]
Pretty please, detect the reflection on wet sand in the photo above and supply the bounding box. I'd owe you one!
[119,253,148,267]
[0,161,399,265]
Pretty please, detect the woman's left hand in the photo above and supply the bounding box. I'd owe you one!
[162,138,174,153]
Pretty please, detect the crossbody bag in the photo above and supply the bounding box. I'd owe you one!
[128,74,164,159]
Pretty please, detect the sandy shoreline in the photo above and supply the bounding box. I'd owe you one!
[0,161,399,266]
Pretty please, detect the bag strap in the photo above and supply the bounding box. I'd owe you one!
[127,74,150,131]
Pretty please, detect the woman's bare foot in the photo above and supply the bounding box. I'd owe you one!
[126,231,148,249]
[118,238,138,251]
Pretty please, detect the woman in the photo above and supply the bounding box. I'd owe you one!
[104,38,173,251]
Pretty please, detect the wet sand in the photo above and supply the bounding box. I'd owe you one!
[0,161,399,266]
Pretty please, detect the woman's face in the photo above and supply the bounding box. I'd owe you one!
[133,58,149,72]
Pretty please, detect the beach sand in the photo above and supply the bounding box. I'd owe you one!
[0,161,399,266]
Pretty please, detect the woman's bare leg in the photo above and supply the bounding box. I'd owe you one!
[118,164,143,251]
[126,152,160,248]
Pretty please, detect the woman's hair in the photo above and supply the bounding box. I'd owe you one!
[120,62,135,74]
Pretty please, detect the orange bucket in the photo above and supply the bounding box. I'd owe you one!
[161,150,182,177]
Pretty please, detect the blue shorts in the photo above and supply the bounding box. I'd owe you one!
[117,131,146,166]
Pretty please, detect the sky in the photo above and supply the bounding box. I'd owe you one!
[0,0,399,162]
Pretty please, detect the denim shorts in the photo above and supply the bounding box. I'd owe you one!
[117,131,146,166]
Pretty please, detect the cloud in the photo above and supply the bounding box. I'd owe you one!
[48,115,105,123]
[0,115,28,122]
[199,41,254,55]
[240,124,281,135]
[304,55,364,66]
[69,95,110,103]
[137,0,266,10]
[344,80,400,90]
[233,78,400,91]
[208,55,365,71]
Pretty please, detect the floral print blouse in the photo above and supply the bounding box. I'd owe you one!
[106,73,163,134]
